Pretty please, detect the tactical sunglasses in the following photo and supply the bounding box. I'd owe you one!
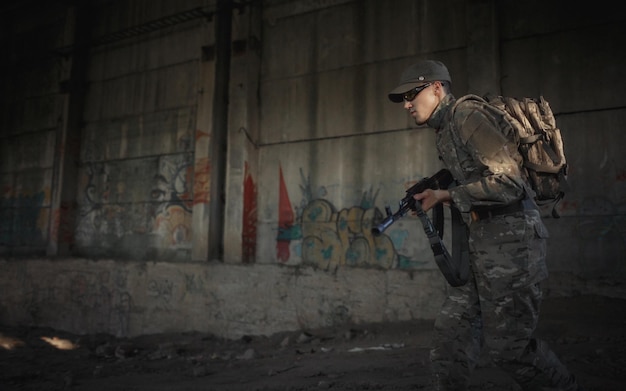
[403,83,432,102]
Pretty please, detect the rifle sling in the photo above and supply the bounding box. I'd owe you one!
[449,207,470,285]
[415,203,469,287]
[433,203,444,239]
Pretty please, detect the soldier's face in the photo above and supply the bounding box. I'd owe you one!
[403,83,439,125]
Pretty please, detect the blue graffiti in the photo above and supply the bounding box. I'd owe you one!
[0,191,46,246]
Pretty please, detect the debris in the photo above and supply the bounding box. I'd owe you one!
[348,343,405,353]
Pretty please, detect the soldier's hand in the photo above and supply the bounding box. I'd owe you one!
[414,189,451,212]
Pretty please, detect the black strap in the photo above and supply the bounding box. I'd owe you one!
[450,207,470,284]
[415,202,469,287]
[471,201,525,221]
[432,203,444,239]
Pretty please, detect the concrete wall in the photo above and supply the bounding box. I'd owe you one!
[0,258,448,338]
[0,0,625,338]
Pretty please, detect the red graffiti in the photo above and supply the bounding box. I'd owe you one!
[242,162,257,263]
[193,157,211,205]
[49,201,76,247]
[195,129,210,140]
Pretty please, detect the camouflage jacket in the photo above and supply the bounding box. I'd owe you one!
[427,94,549,298]
[428,94,527,212]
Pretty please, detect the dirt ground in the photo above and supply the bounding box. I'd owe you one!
[1,295,625,391]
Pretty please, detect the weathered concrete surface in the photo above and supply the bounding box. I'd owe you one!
[1,258,624,339]
[0,258,450,339]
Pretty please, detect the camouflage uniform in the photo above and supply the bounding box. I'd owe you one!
[426,94,579,390]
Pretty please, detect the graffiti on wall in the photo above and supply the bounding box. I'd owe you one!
[0,189,47,247]
[76,154,193,255]
[274,161,626,271]
[275,163,416,270]
[243,162,257,263]
[15,268,132,337]
[147,278,174,308]
[152,155,193,248]
[152,154,193,212]
[6,264,213,338]
[75,162,122,246]
[277,165,295,262]
[193,156,210,205]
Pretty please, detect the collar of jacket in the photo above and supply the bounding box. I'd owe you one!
[427,93,456,131]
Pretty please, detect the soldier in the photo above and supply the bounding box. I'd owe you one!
[388,60,583,390]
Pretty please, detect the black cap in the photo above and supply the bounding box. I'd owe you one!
[388,60,451,103]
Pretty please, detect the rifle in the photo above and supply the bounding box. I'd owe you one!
[371,169,469,287]
[371,169,453,235]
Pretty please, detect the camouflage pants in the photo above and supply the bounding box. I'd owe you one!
[429,276,579,390]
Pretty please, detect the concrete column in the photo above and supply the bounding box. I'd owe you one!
[223,2,262,264]
[205,0,233,260]
[191,24,216,262]
[47,4,92,256]
[466,0,500,96]
[192,0,235,262]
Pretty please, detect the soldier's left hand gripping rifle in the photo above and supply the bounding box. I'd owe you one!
[371,169,469,287]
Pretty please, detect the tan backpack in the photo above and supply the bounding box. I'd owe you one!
[454,95,569,217]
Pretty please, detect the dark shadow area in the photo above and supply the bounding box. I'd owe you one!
[1,295,625,390]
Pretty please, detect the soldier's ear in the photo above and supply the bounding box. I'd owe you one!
[433,81,442,94]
